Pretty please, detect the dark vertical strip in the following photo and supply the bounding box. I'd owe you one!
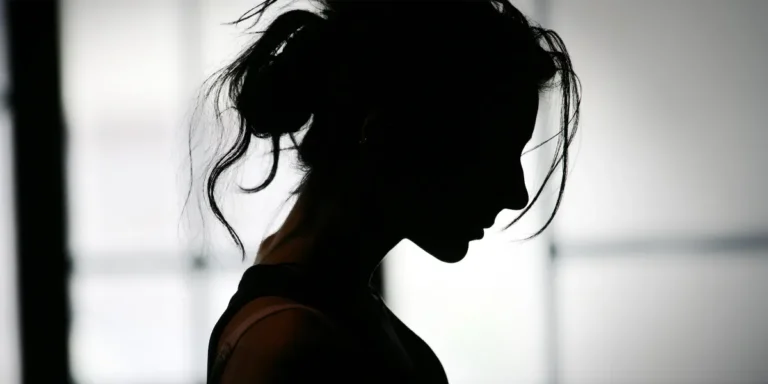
[5,1,72,383]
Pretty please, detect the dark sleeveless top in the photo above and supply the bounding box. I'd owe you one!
[206,263,450,383]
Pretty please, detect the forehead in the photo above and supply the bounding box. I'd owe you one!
[420,89,538,153]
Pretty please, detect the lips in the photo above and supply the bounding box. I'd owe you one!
[481,217,496,229]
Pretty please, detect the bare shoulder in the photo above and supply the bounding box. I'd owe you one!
[218,296,345,384]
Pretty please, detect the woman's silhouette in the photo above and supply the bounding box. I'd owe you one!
[200,1,580,383]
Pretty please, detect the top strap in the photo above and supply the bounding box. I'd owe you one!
[219,301,333,352]
[209,300,336,383]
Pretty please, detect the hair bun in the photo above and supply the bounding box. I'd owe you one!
[236,18,326,138]
[237,60,312,138]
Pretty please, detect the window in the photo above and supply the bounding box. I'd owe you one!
[549,1,768,383]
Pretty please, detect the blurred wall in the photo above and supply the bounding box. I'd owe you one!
[550,1,768,383]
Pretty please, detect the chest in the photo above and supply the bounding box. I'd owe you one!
[340,303,448,383]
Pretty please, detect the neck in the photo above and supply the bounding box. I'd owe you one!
[255,181,401,292]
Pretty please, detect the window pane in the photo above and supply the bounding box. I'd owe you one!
[61,0,185,136]
[557,250,768,384]
[68,134,186,258]
[70,272,194,384]
[62,0,188,259]
[549,0,768,242]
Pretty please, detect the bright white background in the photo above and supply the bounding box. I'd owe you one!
[0,1,766,384]
[550,2,768,383]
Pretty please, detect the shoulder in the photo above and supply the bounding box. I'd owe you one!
[218,296,345,384]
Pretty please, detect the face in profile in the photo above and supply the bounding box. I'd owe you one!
[369,85,540,263]
[197,0,578,265]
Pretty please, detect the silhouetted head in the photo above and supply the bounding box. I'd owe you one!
[196,0,581,263]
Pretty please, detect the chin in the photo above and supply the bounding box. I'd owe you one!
[414,238,470,264]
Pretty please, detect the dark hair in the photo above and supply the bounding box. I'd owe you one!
[190,0,581,258]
